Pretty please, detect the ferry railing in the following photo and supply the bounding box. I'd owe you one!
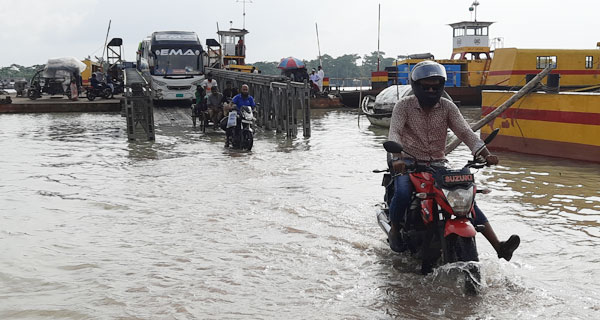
[206,67,311,138]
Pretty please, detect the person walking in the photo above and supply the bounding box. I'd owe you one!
[309,69,321,93]
[317,66,324,92]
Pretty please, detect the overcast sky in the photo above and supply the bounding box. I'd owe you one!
[1,0,599,67]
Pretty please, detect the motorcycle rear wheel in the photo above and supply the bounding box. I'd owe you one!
[445,235,481,295]
[86,91,96,101]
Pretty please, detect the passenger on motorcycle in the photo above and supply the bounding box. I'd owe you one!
[388,60,520,261]
[222,80,239,101]
[106,74,114,93]
[90,73,101,89]
[224,84,255,147]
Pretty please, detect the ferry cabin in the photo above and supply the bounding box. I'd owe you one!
[216,28,254,73]
[484,47,600,89]
[386,21,493,86]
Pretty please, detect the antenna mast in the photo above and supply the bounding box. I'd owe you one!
[377,3,381,71]
[315,22,322,67]
[469,0,480,22]
[237,0,253,30]
[101,19,111,70]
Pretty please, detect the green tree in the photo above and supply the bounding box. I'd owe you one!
[251,61,279,75]
[0,64,44,81]
[361,51,396,77]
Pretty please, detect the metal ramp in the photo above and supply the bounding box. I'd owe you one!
[122,68,155,140]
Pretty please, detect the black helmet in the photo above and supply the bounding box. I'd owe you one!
[410,61,447,108]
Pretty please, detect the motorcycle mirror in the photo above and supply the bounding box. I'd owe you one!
[383,141,404,154]
[483,128,500,145]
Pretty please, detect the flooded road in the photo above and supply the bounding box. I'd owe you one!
[1,108,599,319]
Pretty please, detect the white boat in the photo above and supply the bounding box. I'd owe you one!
[360,85,412,128]
[360,85,453,128]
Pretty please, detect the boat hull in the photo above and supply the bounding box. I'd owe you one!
[445,86,482,106]
[481,90,600,162]
[310,95,345,109]
[365,114,391,127]
[339,89,383,108]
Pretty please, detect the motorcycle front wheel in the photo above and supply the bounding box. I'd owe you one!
[86,91,96,101]
[243,130,253,151]
[102,88,113,99]
[444,234,481,295]
[27,89,39,100]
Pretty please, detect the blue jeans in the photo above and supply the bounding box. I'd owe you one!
[389,174,488,227]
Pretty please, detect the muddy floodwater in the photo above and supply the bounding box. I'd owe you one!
[1,108,599,319]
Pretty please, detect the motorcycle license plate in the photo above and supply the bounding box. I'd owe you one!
[442,173,474,186]
[176,93,184,97]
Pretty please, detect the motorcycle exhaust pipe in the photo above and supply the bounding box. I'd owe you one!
[377,210,391,236]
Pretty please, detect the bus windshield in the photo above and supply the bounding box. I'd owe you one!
[153,48,202,76]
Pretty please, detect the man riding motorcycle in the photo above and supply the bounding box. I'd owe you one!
[224,84,255,148]
[387,60,520,261]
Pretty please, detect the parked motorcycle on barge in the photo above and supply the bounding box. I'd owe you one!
[375,129,501,294]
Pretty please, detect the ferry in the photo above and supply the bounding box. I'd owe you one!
[382,5,600,106]
[481,90,600,163]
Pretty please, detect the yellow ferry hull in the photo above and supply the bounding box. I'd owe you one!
[481,90,600,162]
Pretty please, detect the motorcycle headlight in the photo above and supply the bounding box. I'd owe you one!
[442,186,474,215]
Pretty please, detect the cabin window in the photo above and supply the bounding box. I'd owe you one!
[536,56,557,69]
[454,28,465,37]
[466,28,475,36]
[586,56,593,69]
[475,27,488,36]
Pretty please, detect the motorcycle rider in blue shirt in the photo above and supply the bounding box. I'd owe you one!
[231,84,255,111]
[226,84,255,147]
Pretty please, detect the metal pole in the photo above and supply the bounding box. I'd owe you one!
[377,3,381,71]
[316,22,322,67]
[444,65,553,155]
[101,20,111,71]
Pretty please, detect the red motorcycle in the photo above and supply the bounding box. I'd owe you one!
[376,129,500,294]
